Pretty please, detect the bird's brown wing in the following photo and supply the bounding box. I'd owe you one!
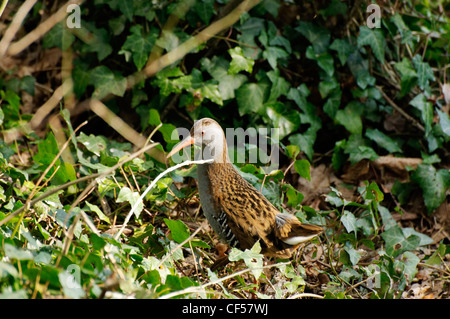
[206,163,322,257]
[209,163,282,251]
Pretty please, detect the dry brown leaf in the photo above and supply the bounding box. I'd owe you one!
[341,160,371,184]
[392,212,419,221]
[404,283,432,299]
[384,111,407,133]
[432,201,450,242]
[373,156,422,171]
[297,163,336,203]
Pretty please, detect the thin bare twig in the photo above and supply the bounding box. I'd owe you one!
[0,0,38,57]
[89,99,166,164]
[377,85,425,132]
[127,0,263,88]
[6,0,84,56]
[0,0,9,19]
[114,158,214,240]
[9,120,87,239]
[157,226,204,269]
[158,261,290,299]
[0,142,159,227]
[59,142,160,256]
[288,293,324,299]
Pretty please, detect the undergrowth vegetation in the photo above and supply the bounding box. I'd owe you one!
[0,0,449,299]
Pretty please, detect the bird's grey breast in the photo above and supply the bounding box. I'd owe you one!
[197,164,230,241]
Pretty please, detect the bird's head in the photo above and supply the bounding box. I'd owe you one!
[167,118,228,163]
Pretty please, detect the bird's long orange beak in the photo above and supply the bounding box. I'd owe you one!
[166,136,194,159]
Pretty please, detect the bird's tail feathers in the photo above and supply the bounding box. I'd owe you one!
[275,213,323,246]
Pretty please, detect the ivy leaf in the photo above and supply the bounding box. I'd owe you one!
[320,0,347,18]
[4,244,34,260]
[33,132,76,184]
[347,50,375,89]
[285,184,304,207]
[399,251,420,283]
[409,93,433,135]
[357,26,386,63]
[411,164,449,214]
[403,227,433,247]
[264,102,299,139]
[318,78,339,99]
[293,159,311,181]
[229,241,264,280]
[412,55,435,93]
[305,46,334,77]
[220,74,247,100]
[200,82,223,106]
[236,17,264,58]
[426,243,447,266]
[20,76,35,96]
[436,109,450,136]
[341,210,358,234]
[77,132,107,156]
[269,35,291,53]
[379,205,398,230]
[343,242,361,266]
[118,0,134,21]
[365,128,402,153]
[84,201,110,224]
[73,65,91,97]
[295,21,330,54]
[42,22,74,50]
[59,269,85,299]
[202,56,247,100]
[1,91,20,125]
[81,25,112,61]
[381,226,421,257]
[90,66,127,99]
[325,187,348,207]
[121,25,157,70]
[267,70,290,102]
[390,13,414,48]
[236,82,268,116]
[330,38,354,65]
[286,86,321,160]
[335,101,363,135]
[260,0,281,17]
[116,187,143,218]
[228,46,254,75]
[262,46,289,70]
[348,145,379,164]
[194,0,215,24]
[332,139,346,171]
[164,218,190,244]
[323,89,342,118]
[394,58,418,97]
[33,132,59,166]
[108,15,127,35]
[152,67,191,96]
[288,132,315,161]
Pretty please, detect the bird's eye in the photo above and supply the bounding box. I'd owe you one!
[201,130,205,135]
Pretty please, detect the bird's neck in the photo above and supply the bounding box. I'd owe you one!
[199,135,231,164]
[197,160,235,202]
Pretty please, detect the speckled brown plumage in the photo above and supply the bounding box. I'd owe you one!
[202,162,322,258]
[168,118,323,259]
